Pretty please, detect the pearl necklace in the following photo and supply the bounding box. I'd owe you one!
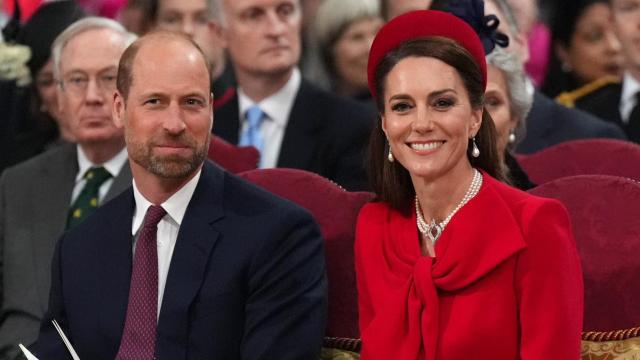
[416,168,483,243]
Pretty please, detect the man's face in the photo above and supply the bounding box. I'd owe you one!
[113,38,213,180]
[611,0,640,74]
[57,28,126,146]
[155,0,223,76]
[385,0,432,20]
[219,0,302,78]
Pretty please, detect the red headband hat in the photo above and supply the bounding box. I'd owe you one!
[367,10,488,99]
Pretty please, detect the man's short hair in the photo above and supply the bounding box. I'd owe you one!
[116,30,212,100]
[148,0,220,25]
[52,17,137,81]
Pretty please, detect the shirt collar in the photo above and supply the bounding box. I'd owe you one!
[75,146,128,182]
[237,67,301,128]
[621,72,640,106]
[131,168,202,235]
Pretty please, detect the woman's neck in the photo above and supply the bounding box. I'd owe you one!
[412,161,476,224]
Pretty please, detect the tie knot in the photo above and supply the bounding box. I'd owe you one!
[144,205,166,228]
[84,166,112,185]
[246,105,265,128]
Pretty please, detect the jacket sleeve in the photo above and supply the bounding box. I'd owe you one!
[241,206,327,360]
[515,199,583,359]
[30,234,71,359]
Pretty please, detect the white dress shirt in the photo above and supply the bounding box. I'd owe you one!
[619,72,640,124]
[237,67,302,169]
[131,169,202,317]
[71,146,128,204]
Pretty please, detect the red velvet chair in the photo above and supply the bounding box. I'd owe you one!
[529,175,640,332]
[238,168,374,348]
[517,139,640,184]
[207,135,259,174]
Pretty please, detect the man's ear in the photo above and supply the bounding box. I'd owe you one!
[209,92,214,131]
[209,20,228,48]
[112,91,126,129]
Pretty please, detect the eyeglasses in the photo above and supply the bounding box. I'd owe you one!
[60,72,117,95]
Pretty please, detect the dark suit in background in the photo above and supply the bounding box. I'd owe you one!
[32,161,327,359]
[516,91,627,154]
[0,143,131,358]
[214,80,374,191]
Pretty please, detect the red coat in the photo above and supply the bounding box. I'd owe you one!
[355,173,583,360]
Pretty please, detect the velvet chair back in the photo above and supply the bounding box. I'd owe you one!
[518,139,640,184]
[529,175,640,331]
[207,135,259,174]
[239,168,374,340]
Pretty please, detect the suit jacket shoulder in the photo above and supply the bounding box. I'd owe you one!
[517,91,626,154]
[572,81,623,126]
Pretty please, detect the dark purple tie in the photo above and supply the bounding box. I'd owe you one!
[116,205,166,359]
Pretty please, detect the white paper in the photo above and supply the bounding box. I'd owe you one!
[18,344,39,360]
[52,320,80,360]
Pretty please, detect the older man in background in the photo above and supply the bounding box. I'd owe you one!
[0,17,135,358]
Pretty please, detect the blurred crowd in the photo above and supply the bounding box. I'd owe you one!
[0,0,638,177]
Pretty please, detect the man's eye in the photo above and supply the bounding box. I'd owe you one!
[144,98,161,105]
[69,76,87,85]
[278,3,295,17]
[185,98,204,106]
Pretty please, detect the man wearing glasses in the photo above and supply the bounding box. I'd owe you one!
[0,17,135,358]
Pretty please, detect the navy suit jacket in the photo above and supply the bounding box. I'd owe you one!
[516,91,627,154]
[32,161,328,359]
[214,80,374,191]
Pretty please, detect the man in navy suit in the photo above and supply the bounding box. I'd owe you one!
[32,30,327,359]
[212,0,374,191]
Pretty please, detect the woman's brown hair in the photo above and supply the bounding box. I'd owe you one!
[368,37,506,213]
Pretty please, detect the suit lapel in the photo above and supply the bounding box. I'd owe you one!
[105,161,132,202]
[156,162,225,356]
[277,81,322,168]
[213,95,241,144]
[97,190,135,352]
[32,144,78,310]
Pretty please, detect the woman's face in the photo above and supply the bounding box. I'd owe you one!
[485,64,515,156]
[332,16,383,94]
[381,56,481,181]
[559,2,623,83]
[35,59,59,117]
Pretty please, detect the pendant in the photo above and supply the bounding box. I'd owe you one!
[426,219,442,242]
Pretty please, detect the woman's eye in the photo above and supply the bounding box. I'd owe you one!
[433,98,454,109]
[391,102,412,112]
[485,97,501,108]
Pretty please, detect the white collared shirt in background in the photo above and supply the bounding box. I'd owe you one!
[71,146,128,204]
[619,72,640,123]
[237,67,302,169]
[131,169,202,317]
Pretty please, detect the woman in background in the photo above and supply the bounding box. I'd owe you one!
[356,9,583,359]
[485,47,535,189]
[313,0,383,101]
[542,0,622,97]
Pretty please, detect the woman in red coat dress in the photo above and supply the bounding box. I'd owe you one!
[355,9,584,360]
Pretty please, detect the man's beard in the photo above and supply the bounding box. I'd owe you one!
[128,132,209,179]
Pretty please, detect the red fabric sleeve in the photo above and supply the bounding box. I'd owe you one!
[515,199,584,359]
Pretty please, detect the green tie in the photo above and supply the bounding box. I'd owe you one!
[66,166,112,229]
